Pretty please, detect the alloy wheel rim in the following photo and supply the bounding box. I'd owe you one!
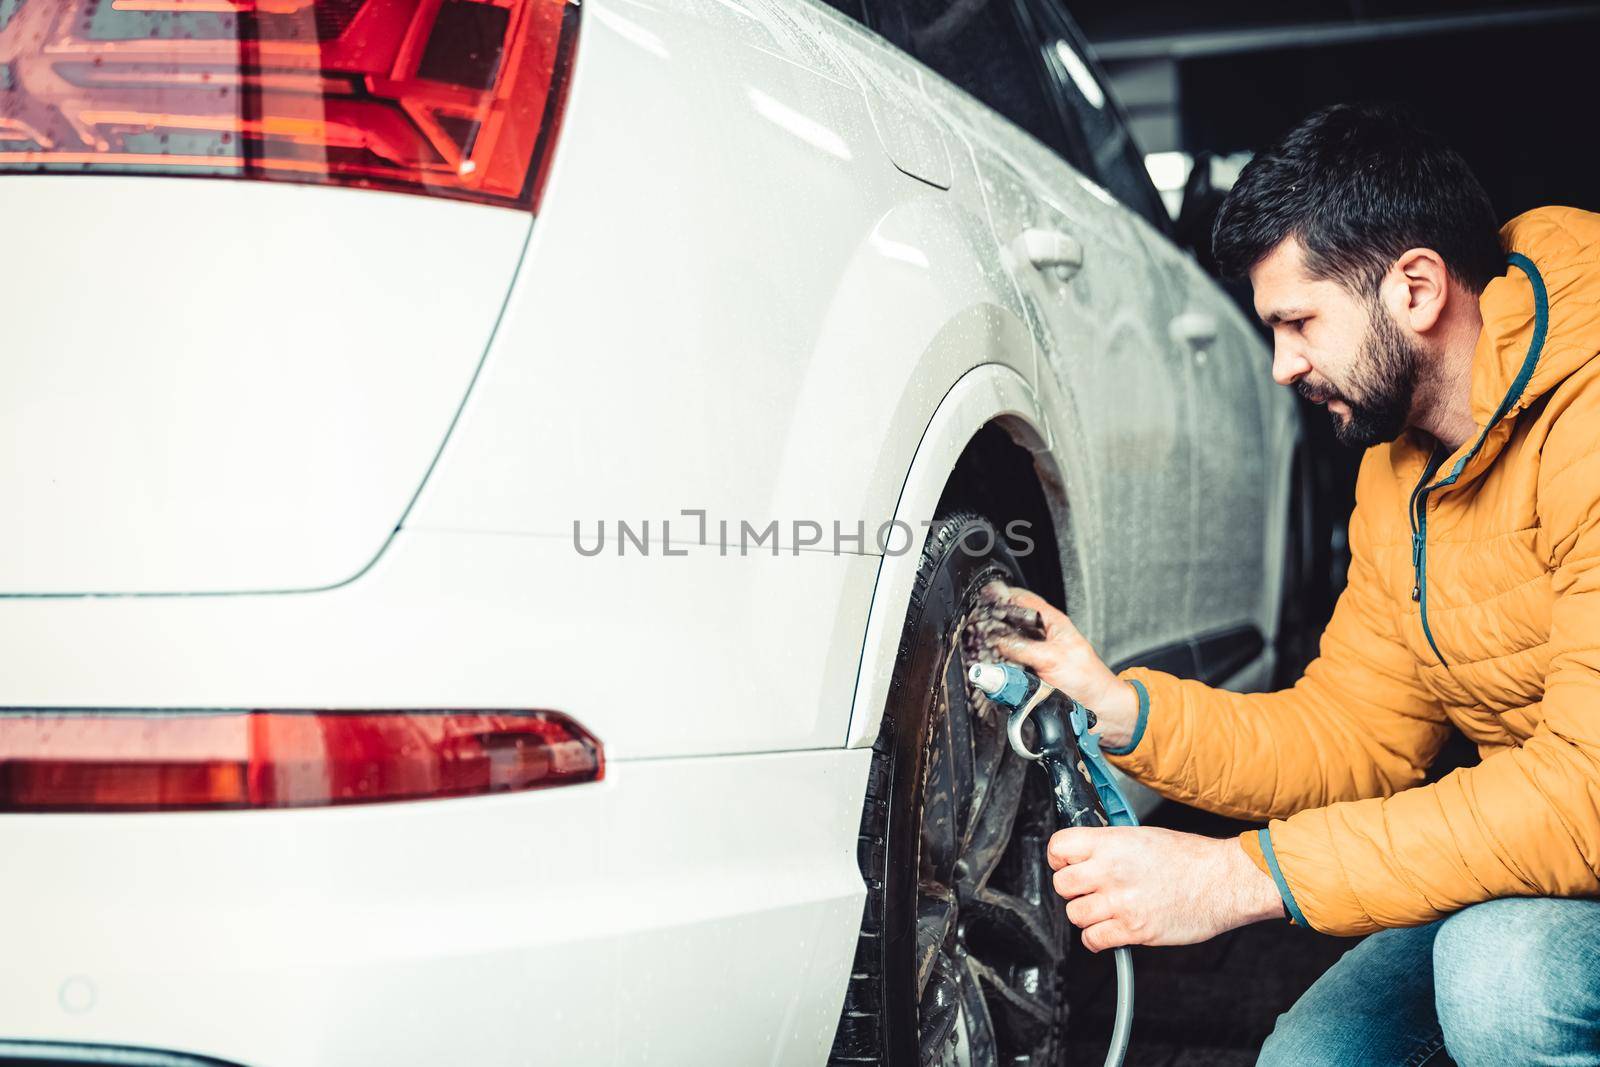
[914,606,1067,1065]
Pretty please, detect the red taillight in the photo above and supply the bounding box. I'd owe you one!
[0,0,579,208]
[0,709,603,811]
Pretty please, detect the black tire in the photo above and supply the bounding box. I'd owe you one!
[829,513,1068,1066]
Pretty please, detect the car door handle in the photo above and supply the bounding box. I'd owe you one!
[1013,228,1084,282]
[1168,310,1217,350]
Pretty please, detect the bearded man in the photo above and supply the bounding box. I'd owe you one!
[992,103,1600,1065]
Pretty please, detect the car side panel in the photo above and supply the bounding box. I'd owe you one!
[404,0,1035,557]
[916,67,1200,667]
[1137,230,1290,653]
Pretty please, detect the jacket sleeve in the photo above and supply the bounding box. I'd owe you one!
[1106,451,1451,827]
[1257,450,1600,934]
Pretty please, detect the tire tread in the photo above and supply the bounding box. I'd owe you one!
[826,513,993,1065]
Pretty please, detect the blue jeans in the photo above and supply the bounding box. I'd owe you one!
[1258,897,1600,1066]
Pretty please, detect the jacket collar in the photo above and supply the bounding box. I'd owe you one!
[1389,205,1600,490]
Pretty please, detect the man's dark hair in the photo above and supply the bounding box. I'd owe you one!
[1212,103,1504,295]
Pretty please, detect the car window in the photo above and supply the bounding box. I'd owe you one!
[819,0,866,24]
[1033,12,1170,231]
[867,0,1074,163]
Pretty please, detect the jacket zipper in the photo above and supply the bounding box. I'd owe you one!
[1408,446,1449,666]
[1397,254,1546,672]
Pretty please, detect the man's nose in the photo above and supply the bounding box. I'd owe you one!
[1270,342,1311,388]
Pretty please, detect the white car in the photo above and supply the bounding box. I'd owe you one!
[0,0,1297,1059]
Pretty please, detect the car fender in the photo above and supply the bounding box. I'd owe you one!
[843,362,1058,748]
[403,0,1036,559]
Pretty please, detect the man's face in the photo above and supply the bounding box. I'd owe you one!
[1250,239,1423,448]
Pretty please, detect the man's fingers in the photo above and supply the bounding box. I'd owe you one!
[990,602,1045,635]
[1046,827,1098,869]
[995,635,1054,674]
[1051,860,1099,899]
[977,582,1046,635]
[1065,893,1114,929]
[1000,587,1073,633]
[1080,920,1135,954]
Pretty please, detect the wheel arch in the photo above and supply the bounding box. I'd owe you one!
[843,363,1076,748]
[933,421,1068,612]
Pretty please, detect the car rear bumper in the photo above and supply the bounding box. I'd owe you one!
[0,747,870,1066]
[0,528,877,762]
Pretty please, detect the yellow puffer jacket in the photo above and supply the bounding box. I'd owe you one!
[1110,206,1600,936]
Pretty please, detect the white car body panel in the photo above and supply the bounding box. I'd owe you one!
[913,51,1252,665]
[0,748,870,1066]
[404,0,1036,553]
[1,179,529,595]
[0,528,877,759]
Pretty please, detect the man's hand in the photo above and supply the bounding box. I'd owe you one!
[1048,826,1285,951]
[980,584,1139,750]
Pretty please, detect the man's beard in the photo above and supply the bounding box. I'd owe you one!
[1298,300,1422,448]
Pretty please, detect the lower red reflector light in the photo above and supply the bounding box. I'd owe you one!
[0,710,603,811]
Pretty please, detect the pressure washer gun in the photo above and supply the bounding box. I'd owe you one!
[966,661,1137,830]
[967,660,1137,1067]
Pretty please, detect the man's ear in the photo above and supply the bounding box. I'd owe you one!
[1385,247,1449,333]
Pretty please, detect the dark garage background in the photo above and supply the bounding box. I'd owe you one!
[1081,0,1600,219]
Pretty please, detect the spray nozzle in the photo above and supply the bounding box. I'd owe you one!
[967,661,1034,708]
